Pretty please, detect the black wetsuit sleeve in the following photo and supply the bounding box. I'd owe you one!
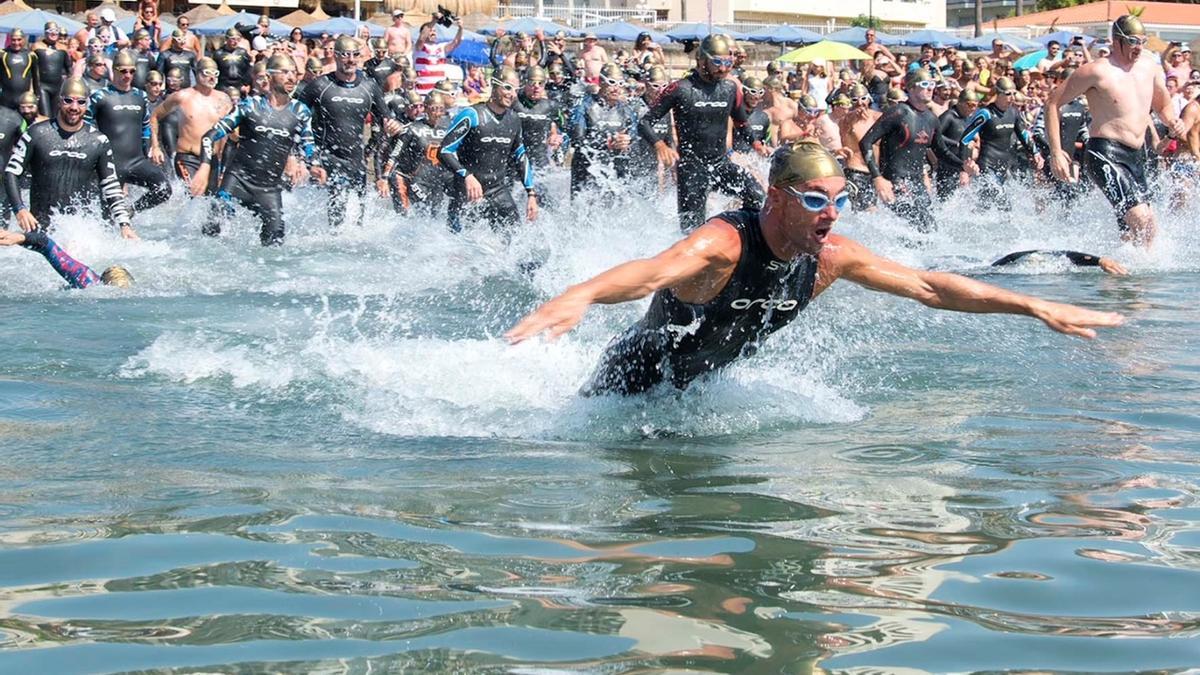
[1014,112,1038,156]
[935,112,964,168]
[4,130,30,211]
[437,106,478,178]
[729,83,748,129]
[95,138,131,228]
[637,80,677,145]
[991,250,1101,267]
[200,99,245,164]
[860,106,900,179]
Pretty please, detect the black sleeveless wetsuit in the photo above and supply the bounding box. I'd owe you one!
[438,101,534,234]
[585,208,818,396]
[567,94,636,197]
[297,72,392,229]
[87,84,171,213]
[934,106,970,199]
[33,45,70,117]
[200,95,317,245]
[860,101,939,232]
[638,71,764,232]
[0,48,38,111]
[4,119,131,229]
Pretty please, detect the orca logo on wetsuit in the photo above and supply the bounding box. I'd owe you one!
[730,298,799,311]
[330,96,365,104]
[111,104,142,111]
[254,125,291,138]
[49,149,88,159]
[519,113,548,120]
[693,101,727,108]
[478,136,512,143]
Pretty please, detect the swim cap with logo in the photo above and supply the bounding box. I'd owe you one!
[59,78,89,99]
[266,54,294,72]
[769,140,844,187]
[523,65,547,83]
[112,50,137,69]
[100,265,133,288]
[197,57,218,73]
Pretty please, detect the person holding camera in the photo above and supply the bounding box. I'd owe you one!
[414,6,464,94]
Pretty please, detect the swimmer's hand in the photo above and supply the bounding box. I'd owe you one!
[655,140,679,167]
[149,144,164,166]
[505,293,590,344]
[119,224,140,240]
[15,208,38,232]
[872,176,894,204]
[464,174,484,202]
[1168,116,1187,139]
[1098,257,1128,275]
[1031,299,1125,339]
[375,178,390,198]
[309,165,328,185]
[0,229,25,246]
[526,193,538,222]
[1050,149,1075,182]
[188,165,210,197]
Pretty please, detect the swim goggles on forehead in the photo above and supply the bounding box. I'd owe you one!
[491,78,516,92]
[782,185,850,212]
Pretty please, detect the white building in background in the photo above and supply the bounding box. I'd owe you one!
[620,0,947,29]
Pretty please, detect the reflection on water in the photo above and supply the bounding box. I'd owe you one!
[1,172,1199,672]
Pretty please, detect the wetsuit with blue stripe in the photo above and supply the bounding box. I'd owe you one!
[438,101,533,234]
[87,84,172,214]
[198,95,317,245]
[960,102,1039,210]
[19,231,102,288]
[585,208,819,396]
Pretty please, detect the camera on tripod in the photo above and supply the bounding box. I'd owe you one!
[434,5,458,28]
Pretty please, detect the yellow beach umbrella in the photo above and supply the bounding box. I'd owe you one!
[779,40,871,63]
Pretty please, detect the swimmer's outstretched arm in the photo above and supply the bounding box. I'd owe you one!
[821,235,1125,339]
[0,230,102,288]
[505,220,742,343]
[991,249,1128,275]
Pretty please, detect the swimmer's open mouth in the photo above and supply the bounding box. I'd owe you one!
[815,226,832,240]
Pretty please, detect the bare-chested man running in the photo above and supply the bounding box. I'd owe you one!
[837,83,881,211]
[148,58,233,195]
[1046,15,1186,246]
[762,76,804,143]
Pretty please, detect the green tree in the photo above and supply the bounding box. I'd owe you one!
[850,14,883,28]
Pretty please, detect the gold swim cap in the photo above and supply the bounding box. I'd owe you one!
[645,65,669,83]
[306,56,323,72]
[196,57,218,73]
[769,140,844,188]
[424,91,447,108]
[993,76,1017,93]
[266,54,294,72]
[113,49,137,70]
[523,65,547,83]
[101,265,133,288]
[741,75,763,90]
[847,83,869,99]
[958,89,981,103]
[59,78,89,99]
[905,68,935,89]
[887,87,906,102]
[1113,14,1145,40]
[334,36,360,53]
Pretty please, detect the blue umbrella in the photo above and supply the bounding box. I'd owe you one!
[116,15,174,36]
[1037,31,1094,47]
[1013,49,1047,71]
[0,10,83,38]
[588,20,670,44]
[299,17,383,39]
[744,24,822,45]
[477,17,580,37]
[410,23,487,44]
[824,26,902,46]
[448,39,489,65]
[959,32,1041,52]
[193,11,293,38]
[898,28,964,49]
[665,22,749,42]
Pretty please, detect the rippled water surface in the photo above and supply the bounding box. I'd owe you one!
[1,171,1199,673]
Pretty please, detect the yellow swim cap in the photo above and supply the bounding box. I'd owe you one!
[769,140,844,188]
[101,265,133,288]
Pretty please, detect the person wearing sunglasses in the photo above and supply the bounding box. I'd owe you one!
[85,50,172,217]
[638,34,763,232]
[214,28,253,94]
[1045,15,1187,247]
[836,83,883,211]
[296,36,400,231]
[506,140,1124,396]
[186,55,323,246]
[438,66,536,235]
[567,62,637,199]
[932,89,979,200]
[958,76,1043,212]
[148,58,235,197]
[33,22,72,118]
[5,78,137,239]
[858,68,941,232]
[731,76,770,157]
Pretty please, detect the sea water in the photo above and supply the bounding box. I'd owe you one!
[0,169,1198,673]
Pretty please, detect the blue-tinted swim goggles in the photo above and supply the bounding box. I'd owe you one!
[707,55,734,68]
[782,185,850,212]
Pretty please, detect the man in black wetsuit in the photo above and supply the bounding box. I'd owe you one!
[5,78,137,239]
[568,63,637,198]
[732,75,770,156]
[0,100,22,220]
[81,54,109,94]
[87,50,172,216]
[438,66,537,234]
[859,68,941,232]
[157,30,197,87]
[15,90,40,128]
[382,90,452,214]
[638,34,763,232]
[514,66,561,171]
[297,36,399,230]
[0,29,38,112]
[1033,68,1090,206]
[506,141,1125,396]
[188,55,324,246]
[33,23,71,118]
[129,30,157,90]
[933,89,978,199]
[628,65,673,184]
[214,28,253,94]
[364,44,400,91]
[959,76,1043,211]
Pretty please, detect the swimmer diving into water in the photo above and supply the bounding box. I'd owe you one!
[506,141,1125,396]
[0,229,131,288]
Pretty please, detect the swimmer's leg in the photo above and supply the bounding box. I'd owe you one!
[675,159,712,233]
